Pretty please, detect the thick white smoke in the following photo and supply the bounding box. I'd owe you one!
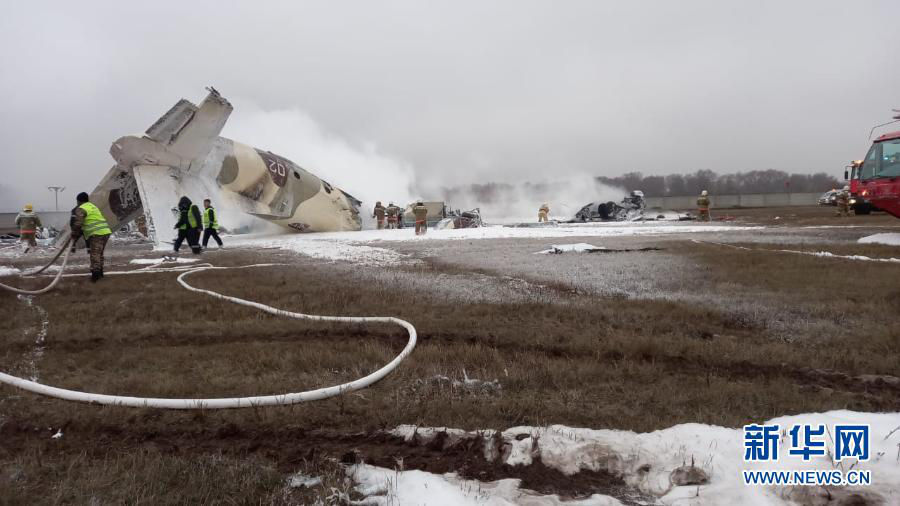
[221,102,416,229]
[423,175,626,223]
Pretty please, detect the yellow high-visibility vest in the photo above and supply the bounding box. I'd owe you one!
[180,205,201,230]
[79,202,112,239]
[203,207,219,230]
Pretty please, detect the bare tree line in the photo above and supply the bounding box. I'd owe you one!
[596,170,841,197]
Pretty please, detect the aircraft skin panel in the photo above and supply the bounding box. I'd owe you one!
[269,186,360,232]
[133,165,222,248]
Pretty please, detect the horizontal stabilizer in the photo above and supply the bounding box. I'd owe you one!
[141,87,233,170]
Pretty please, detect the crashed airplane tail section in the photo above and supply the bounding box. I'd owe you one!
[76,88,361,247]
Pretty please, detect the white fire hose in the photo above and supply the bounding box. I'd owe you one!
[0,244,417,409]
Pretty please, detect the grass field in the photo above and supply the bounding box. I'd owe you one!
[1,207,898,504]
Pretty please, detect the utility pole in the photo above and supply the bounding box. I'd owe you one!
[47,186,65,211]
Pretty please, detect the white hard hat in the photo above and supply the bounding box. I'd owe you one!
[701,190,708,196]
[843,185,849,191]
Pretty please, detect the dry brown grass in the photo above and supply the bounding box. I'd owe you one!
[1,237,898,504]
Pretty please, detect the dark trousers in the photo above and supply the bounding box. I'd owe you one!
[174,228,202,254]
[88,234,110,273]
[202,228,223,247]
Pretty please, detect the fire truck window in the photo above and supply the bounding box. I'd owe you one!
[860,144,879,179]
[878,140,900,177]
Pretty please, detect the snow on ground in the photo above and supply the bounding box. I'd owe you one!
[354,411,900,505]
[803,251,900,263]
[228,223,756,264]
[0,266,20,276]
[348,465,622,506]
[859,233,900,246]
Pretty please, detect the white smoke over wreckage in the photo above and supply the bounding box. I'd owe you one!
[426,175,625,223]
[222,101,417,229]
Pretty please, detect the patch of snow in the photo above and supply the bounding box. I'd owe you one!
[229,235,415,265]
[129,257,199,265]
[801,251,900,263]
[858,232,900,246]
[0,266,20,276]
[535,243,606,254]
[380,411,900,505]
[227,223,756,265]
[348,464,624,506]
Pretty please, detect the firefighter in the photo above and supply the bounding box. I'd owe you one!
[201,199,224,248]
[835,186,851,217]
[173,196,203,254]
[14,204,42,253]
[70,192,112,282]
[538,203,550,223]
[386,202,400,229]
[373,201,386,229]
[413,201,428,235]
[697,190,711,222]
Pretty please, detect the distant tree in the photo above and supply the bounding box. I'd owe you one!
[594,169,839,196]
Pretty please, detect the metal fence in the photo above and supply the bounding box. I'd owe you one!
[644,192,821,210]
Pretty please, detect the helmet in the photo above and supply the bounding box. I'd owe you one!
[843,185,850,191]
[23,203,33,212]
[375,201,382,206]
[631,190,644,197]
[701,190,708,196]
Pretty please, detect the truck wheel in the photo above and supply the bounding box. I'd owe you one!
[854,204,872,215]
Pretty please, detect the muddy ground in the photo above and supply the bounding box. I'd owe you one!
[0,206,898,504]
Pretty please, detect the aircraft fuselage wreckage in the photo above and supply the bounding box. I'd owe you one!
[87,88,361,246]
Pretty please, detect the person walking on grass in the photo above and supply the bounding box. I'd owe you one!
[174,196,203,254]
[697,190,711,222]
[386,202,401,229]
[70,192,112,282]
[835,186,852,217]
[413,201,428,235]
[15,204,42,253]
[202,199,224,249]
[373,201,386,229]
[538,203,550,223]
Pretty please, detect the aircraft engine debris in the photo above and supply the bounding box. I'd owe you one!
[72,88,361,247]
[573,190,692,222]
[402,202,483,229]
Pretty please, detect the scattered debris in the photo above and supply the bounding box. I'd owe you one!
[402,201,483,229]
[51,429,63,440]
[413,370,502,396]
[535,243,663,254]
[287,472,322,489]
[129,257,199,265]
[573,190,692,222]
[669,465,709,486]
[536,243,606,254]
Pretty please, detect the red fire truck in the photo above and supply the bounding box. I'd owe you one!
[844,111,900,218]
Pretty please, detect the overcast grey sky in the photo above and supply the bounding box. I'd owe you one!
[1,0,899,210]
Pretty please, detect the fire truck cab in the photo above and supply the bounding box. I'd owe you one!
[849,128,900,219]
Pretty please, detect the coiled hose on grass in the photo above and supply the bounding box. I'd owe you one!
[0,245,417,409]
